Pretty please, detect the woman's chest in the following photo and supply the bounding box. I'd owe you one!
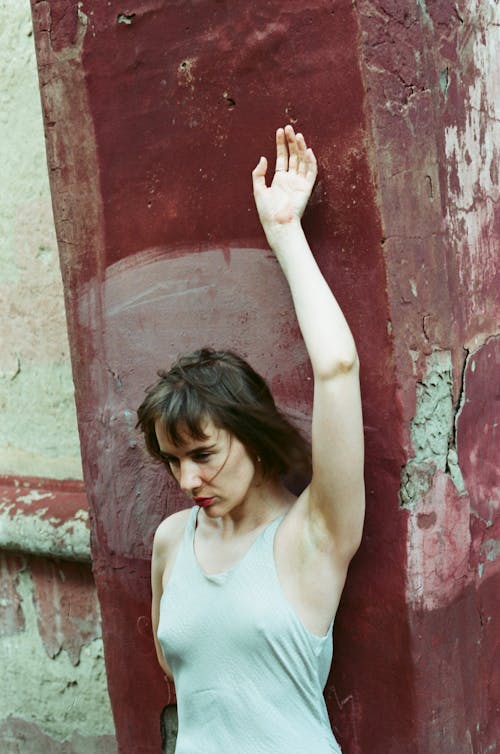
[158,562,299,668]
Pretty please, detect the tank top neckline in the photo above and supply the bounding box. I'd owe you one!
[190,505,285,581]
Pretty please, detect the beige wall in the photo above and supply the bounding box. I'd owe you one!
[0,0,82,480]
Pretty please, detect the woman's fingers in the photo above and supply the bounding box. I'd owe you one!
[252,155,268,195]
[275,127,288,173]
[296,133,308,176]
[285,125,299,173]
[306,147,318,185]
[264,125,317,188]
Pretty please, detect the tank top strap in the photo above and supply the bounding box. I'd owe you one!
[262,511,286,542]
[245,511,285,570]
[184,505,199,544]
[178,508,285,584]
[168,506,200,582]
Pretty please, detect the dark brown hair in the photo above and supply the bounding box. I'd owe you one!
[136,348,311,480]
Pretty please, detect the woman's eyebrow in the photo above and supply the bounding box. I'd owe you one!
[186,443,217,455]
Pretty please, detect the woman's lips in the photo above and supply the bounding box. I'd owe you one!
[194,497,215,508]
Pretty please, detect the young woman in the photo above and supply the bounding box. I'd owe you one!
[137,126,365,753]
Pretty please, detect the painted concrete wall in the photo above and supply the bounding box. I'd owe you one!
[357,2,499,750]
[29,1,498,753]
[0,2,116,750]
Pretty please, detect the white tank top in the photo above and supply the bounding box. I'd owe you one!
[158,506,341,754]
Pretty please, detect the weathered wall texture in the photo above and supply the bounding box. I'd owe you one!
[29,1,498,753]
[0,476,117,752]
[0,539,113,751]
[357,1,499,751]
[0,0,82,480]
[0,2,116,751]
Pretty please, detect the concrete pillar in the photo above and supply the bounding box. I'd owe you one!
[0,2,115,748]
[30,1,498,752]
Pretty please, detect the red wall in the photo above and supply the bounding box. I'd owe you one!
[32,1,498,752]
[356,2,499,750]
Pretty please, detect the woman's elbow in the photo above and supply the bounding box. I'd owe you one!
[316,350,359,382]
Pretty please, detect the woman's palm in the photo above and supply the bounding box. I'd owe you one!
[253,126,317,229]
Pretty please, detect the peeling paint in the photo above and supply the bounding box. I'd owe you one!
[0,477,90,561]
[444,2,500,331]
[0,554,25,637]
[415,0,433,28]
[406,472,471,609]
[0,506,90,562]
[482,538,500,563]
[355,0,498,750]
[456,337,499,526]
[31,558,101,665]
[117,13,135,26]
[0,555,115,745]
[400,351,465,507]
[16,490,53,505]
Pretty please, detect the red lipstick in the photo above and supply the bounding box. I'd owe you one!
[193,497,215,508]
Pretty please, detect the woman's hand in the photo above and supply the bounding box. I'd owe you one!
[252,125,317,242]
[253,126,364,568]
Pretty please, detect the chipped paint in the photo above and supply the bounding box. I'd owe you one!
[455,337,499,528]
[0,554,25,636]
[400,351,465,507]
[0,554,116,747]
[406,471,471,609]
[31,557,102,665]
[482,539,500,563]
[0,506,90,562]
[444,2,500,333]
[0,477,90,561]
[357,1,498,750]
[16,490,53,505]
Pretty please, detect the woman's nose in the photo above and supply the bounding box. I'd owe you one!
[178,461,201,493]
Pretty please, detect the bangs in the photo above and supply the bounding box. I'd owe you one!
[157,383,211,446]
[137,348,311,481]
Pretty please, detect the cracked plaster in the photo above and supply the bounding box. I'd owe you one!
[0,503,90,562]
[400,350,465,508]
[0,560,115,744]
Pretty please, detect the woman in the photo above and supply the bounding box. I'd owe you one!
[137,126,365,753]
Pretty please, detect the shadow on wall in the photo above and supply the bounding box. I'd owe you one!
[160,706,178,754]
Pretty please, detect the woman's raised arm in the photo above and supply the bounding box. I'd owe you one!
[252,126,365,564]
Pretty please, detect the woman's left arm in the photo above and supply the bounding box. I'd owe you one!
[253,126,365,564]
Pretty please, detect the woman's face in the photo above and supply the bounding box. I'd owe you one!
[154,417,259,516]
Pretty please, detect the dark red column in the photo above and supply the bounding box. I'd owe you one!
[31,1,498,752]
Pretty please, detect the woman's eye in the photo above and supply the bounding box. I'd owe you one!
[194,453,211,463]
[162,455,179,467]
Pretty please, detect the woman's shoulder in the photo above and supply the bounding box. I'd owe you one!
[153,507,193,555]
